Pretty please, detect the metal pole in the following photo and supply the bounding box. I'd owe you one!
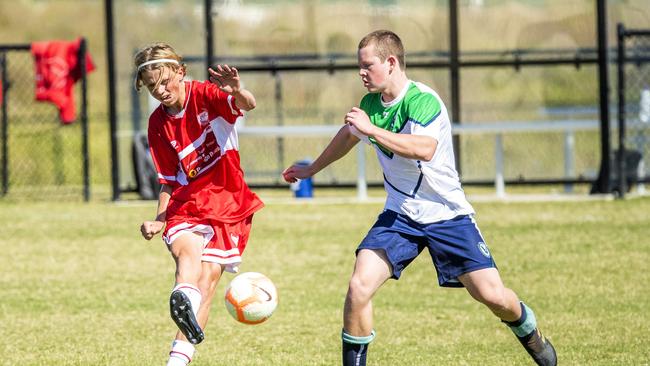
[449,0,462,175]
[274,71,285,179]
[616,23,626,198]
[594,0,611,194]
[356,144,367,201]
[564,130,575,193]
[79,38,90,202]
[205,0,214,77]
[105,0,120,200]
[1,53,7,196]
[495,134,505,198]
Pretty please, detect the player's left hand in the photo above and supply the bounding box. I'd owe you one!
[344,107,374,136]
[208,65,241,94]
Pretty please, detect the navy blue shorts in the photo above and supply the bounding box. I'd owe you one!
[357,210,496,287]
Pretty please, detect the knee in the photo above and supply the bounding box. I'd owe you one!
[474,285,509,311]
[347,275,373,304]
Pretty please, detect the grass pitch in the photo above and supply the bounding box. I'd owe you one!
[1,192,649,365]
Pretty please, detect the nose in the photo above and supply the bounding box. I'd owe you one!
[155,83,166,96]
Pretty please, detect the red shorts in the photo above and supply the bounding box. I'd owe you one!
[163,215,253,273]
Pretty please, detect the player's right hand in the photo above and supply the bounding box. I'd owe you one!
[282,164,312,183]
[141,220,164,240]
[344,107,374,136]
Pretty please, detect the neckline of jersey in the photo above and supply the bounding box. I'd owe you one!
[380,80,411,108]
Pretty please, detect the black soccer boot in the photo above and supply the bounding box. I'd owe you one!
[518,328,557,366]
[169,290,205,344]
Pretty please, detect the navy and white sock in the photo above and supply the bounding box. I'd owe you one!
[504,302,537,338]
[342,329,376,366]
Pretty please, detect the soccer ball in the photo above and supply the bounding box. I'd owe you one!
[224,272,278,324]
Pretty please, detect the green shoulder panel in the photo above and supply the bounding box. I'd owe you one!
[404,84,442,127]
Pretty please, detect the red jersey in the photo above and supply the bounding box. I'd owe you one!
[147,80,263,223]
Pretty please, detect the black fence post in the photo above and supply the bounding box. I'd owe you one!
[616,23,626,198]
[205,0,214,78]
[594,0,612,194]
[449,0,461,175]
[105,0,120,201]
[1,53,7,196]
[79,37,90,202]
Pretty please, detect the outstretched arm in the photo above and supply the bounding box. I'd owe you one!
[208,65,256,111]
[282,125,359,183]
[140,183,172,240]
[345,107,437,161]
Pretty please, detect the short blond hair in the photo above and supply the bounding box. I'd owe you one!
[133,42,186,91]
[358,30,405,69]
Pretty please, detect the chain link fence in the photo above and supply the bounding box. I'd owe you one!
[0,44,90,201]
[616,25,650,195]
[131,53,602,194]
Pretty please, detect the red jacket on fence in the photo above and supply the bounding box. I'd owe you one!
[31,38,95,124]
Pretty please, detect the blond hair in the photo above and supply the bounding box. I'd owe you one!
[358,30,405,69]
[133,42,186,91]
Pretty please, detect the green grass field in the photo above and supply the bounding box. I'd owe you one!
[1,193,649,365]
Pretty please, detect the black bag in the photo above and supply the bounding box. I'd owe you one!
[132,131,161,200]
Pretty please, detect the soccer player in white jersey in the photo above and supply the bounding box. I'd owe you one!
[283,30,557,366]
[134,43,264,366]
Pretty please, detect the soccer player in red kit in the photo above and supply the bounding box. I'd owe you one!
[134,43,264,366]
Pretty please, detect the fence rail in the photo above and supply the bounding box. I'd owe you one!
[237,119,605,199]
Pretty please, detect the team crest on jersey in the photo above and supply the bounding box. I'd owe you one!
[170,140,178,149]
[197,110,210,126]
[477,242,491,258]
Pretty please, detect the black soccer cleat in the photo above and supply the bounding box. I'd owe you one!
[518,328,557,366]
[169,290,204,344]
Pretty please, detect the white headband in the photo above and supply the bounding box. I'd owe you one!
[137,58,179,71]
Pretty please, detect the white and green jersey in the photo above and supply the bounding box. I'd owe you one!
[351,80,474,224]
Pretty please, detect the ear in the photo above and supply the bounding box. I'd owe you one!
[387,55,398,72]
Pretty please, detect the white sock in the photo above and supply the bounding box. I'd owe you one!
[172,283,202,317]
[167,339,195,366]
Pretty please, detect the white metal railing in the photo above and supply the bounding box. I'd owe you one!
[238,119,601,199]
[452,120,600,197]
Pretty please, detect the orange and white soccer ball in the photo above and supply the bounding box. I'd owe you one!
[224,272,278,324]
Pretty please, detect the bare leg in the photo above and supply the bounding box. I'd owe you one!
[343,249,393,336]
[174,261,225,342]
[168,232,205,344]
[341,249,392,366]
[458,268,557,366]
[166,232,207,364]
[458,267,521,322]
[170,232,204,286]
